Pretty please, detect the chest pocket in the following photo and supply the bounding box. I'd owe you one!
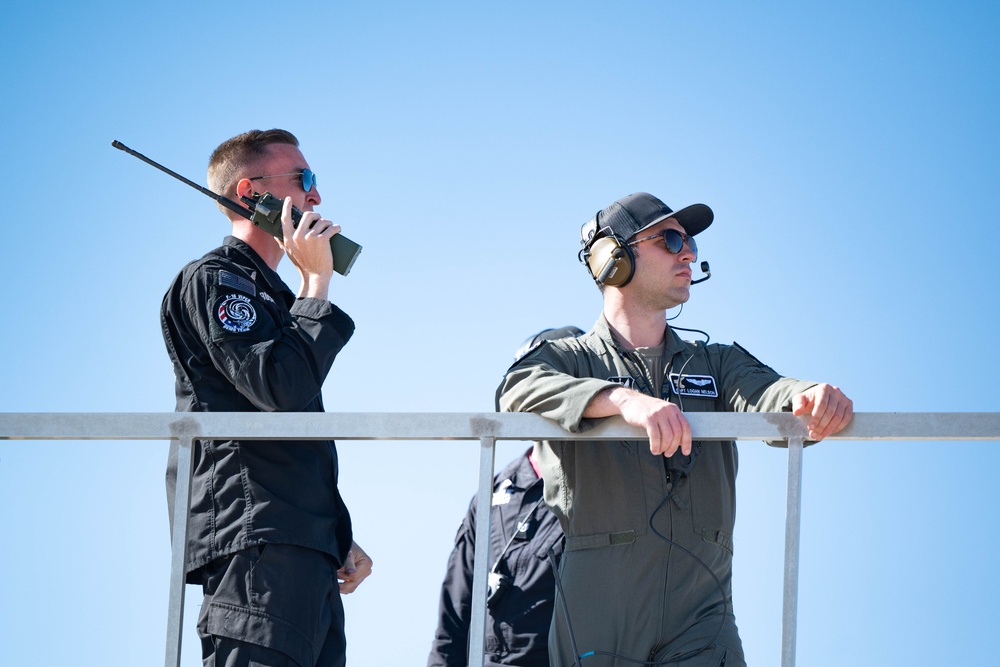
[665,352,724,413]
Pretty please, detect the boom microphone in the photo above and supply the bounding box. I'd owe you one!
[691,261,711,285]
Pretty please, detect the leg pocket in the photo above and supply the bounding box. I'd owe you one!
[717,645,746,667]
[203,545,340,667]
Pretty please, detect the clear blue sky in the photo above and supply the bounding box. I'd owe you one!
[2,2,999,665]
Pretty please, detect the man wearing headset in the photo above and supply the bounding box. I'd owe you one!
[162,129,371,667]
[496,193,852,667]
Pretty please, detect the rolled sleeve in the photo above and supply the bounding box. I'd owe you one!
[497,345,618,434]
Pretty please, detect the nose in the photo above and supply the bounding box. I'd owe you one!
[307,184,321,207]
[678,238,696,263]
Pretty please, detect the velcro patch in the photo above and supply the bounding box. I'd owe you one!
[215,293,258,334]
[492,479,514,506]
[669,373,719,398]
[607,376,637,389]
[219,269,256,297]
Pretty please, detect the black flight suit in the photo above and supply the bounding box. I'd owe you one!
[161,236,355,665]
[428,452,565,667]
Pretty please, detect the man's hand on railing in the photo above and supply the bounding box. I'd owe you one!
[585,386,693,458]
[792,384,854,441]
[338,540,373,594]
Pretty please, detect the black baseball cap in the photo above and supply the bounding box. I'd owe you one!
[580,192,714,248]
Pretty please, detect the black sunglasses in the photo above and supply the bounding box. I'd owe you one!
[628,228,697,258]
[247,169,317,193]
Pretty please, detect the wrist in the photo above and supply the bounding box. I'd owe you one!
[607,386,640,409]
[298,272,332,299]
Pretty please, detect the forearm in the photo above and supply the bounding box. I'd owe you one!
[584,385,693,457]
[582,385,635,419]
[203,298,354,412]
[498,367,616,433]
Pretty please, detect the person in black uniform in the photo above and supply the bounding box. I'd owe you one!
[427,328,581,667]
[161,129,371,667]
[428,449,564,667]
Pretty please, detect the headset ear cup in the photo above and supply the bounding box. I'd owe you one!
[585,236,634,287]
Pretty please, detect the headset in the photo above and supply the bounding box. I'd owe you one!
[579,224,711,288]
[578,216,637,287]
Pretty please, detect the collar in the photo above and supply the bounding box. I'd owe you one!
[221,236,291,298]
[591,313,691,360]
[495,450,545,493]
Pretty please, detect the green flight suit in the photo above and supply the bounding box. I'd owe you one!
[496,315,816,667]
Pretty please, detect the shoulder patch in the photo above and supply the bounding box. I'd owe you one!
[214,293,259,334]
[218,269,256,297]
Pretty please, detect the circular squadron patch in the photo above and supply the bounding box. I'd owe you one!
[216,293,258,333]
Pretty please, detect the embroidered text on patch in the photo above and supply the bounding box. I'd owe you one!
[669,373,719,398]
[216,294,258,333]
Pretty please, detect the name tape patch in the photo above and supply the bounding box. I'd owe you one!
[669,373,719,398]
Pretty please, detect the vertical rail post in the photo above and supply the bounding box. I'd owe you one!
[165,435,195,667]
[780,435,805,667]
[468,436,497,667]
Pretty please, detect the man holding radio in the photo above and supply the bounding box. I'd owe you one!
[497,192,852,667]
[162,129,370,667]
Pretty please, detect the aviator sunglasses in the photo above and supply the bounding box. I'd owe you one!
[247,168,317,193]
[628,228,698,259]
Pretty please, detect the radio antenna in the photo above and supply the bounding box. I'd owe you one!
[111,140,251,221]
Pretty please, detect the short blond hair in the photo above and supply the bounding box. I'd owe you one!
[207,129,299,215]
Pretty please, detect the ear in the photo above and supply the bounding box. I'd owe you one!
[235,178,255,199]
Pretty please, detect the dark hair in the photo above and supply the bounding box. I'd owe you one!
[207,129,299,214]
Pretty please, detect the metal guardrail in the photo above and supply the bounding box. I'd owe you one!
[2,411,998,667]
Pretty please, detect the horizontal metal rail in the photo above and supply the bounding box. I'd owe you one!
[3,411,999,441]
[2,411,997,667]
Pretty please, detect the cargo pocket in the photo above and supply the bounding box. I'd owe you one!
[686,441,737,552]
[716,645,746,667]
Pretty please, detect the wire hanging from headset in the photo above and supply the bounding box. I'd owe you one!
[669,323,710,346]
[547,486,729,665]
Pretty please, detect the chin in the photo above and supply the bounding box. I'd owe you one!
[668,290,691,306]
